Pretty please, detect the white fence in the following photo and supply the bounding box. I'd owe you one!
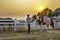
[0,22,52,31]
[13,22,52,31]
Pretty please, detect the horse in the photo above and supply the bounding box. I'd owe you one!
[41,16,55,30]
[32,16,55,30]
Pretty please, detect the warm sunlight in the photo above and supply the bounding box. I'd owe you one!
[0,0,60,18]
[38,5,46,12]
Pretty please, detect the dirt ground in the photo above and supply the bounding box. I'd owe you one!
[0,30,60,40]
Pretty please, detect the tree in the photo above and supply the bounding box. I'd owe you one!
[42,8,52,17]
[47,9,52,17]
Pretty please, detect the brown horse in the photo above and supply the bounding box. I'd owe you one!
[36,18,42,26]
[32,16,55,30]
[36,17,55,30]
[50,19,55,30]
[42,17,55,30]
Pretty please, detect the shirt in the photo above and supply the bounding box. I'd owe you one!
[43,16,51,25]
[26,17,31,24]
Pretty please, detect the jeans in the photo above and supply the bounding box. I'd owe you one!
[27,24,30,33]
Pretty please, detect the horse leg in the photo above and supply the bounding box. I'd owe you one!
[47,25,49,31]
[39,24,42,31]
[51,25,55,30]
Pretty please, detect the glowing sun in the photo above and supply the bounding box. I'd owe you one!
[38,5,45,12]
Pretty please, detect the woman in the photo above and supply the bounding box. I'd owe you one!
[43,16,51,30]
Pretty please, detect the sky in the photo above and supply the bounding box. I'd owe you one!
[0,0,60,19]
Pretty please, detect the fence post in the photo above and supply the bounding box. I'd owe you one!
[13,18,17,32]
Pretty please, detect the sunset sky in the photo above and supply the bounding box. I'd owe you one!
[0,0,60,19]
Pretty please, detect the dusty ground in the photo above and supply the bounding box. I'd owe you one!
[0,30,60,40]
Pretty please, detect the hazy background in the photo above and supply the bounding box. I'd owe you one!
[0,0,60,19]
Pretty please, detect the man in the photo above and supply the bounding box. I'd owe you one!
[26,14,31,33]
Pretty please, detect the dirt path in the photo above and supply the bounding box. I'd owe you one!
[0,35,40,40]
[0,30,60,40]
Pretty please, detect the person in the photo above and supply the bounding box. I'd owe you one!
[26,14,31,33]
[43,16,51,30]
